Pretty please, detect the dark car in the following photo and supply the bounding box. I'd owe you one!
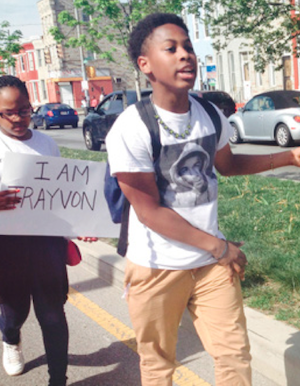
[191,90,236,118]
[83,89,152,151]
[31,103,79,130]
[229,90,300,147]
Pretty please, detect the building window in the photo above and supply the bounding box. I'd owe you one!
[20,55,25,72]
[228,51,236,91]
[194,16,200,40]
[28,52,34,71]
[204,23,210,38]
[32,81,39,103]
[10,65,16,76]
[269,62,276,87]
[40,80,47,100]
[240,52,250,81]
[81,12,90,22]
[256,72,263,86]
[37,49,43,67]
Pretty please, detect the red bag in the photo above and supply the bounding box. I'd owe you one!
[66,240,82,266]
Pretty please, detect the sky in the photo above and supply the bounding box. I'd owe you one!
[0,0,43,39]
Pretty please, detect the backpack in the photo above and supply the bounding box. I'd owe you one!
[104,95,222,256]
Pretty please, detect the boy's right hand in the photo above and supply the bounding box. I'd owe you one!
[216,240,248,283]
[0,189,21,210]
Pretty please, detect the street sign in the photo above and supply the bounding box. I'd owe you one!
[81,80,88,91]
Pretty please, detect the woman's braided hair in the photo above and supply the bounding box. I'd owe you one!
[128,13,189,70]
[0,75,29,99]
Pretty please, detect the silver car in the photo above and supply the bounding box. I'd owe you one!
[229,90,300,147]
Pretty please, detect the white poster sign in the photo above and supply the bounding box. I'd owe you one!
[0,153,120,237]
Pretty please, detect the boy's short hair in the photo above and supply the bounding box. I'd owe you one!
[0,75,29,99]
[128,13,189,70]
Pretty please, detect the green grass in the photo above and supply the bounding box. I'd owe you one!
[60,147,108,162]
[60,147,300,328]
[218,174,300,328]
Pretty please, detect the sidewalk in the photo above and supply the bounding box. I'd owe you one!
[75,239,300,386]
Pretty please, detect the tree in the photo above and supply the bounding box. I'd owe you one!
[49,0,183,98]
[0,21,22,74]
[188,0,300,72]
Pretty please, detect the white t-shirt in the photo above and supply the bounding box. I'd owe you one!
[0,129,60,183]
[106,96,233,270]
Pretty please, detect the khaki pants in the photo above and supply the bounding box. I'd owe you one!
[125,260,251,386]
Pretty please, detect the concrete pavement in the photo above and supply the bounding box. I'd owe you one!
[75,239,300,386]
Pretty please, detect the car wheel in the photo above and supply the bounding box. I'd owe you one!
[43,119,49,130]
[72,123,78,128]
[84,127,101,151]
[29,119,37,129]
[275,124,293,147]
[60,124,64,129]
[229,123,242,144]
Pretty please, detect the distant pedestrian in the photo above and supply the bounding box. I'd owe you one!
[99,89,106,103]
[90,96,97,108]
[81,96,87,108]
[0,75,96,386]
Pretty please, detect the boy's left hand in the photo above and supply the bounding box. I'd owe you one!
[77,237,98,243]
[291,147,300,167]
[216,241,248,283]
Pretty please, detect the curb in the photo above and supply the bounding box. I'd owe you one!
[75,239,300,386]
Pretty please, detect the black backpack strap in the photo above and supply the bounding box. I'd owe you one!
[191,95,222,142]
[136,97,161,160]
[117,96,161,257]
[117,197,130,256]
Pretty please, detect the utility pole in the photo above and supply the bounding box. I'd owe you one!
[73,1,90,111]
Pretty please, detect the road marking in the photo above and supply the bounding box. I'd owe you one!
[68,286,211,386]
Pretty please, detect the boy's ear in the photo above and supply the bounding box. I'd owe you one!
[137,55,151,75]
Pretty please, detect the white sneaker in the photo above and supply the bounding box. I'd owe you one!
[2,341,25,376]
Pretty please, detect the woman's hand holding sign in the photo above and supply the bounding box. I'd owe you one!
[0,189,21,210]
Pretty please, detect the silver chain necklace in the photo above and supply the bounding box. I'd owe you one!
[151,98,192,139]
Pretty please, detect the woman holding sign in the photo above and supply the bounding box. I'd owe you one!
[0,75,95,386]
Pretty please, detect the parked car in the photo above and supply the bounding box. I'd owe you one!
[31,103,79,130]
[191,90,236,118]
[83,89,152,151]
[229,90,300,147]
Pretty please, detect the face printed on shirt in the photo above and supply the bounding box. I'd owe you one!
[156,139,218,208]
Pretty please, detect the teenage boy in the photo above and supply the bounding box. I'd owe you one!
[106,13,300,386]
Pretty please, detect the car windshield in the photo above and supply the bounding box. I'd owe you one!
[47,103,72,110]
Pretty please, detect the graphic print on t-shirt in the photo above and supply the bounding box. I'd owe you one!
[156,134,218,208]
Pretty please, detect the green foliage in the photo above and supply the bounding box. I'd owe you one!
[50,0,183,68]
[0,21,22,74]
[187,0,300,72]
